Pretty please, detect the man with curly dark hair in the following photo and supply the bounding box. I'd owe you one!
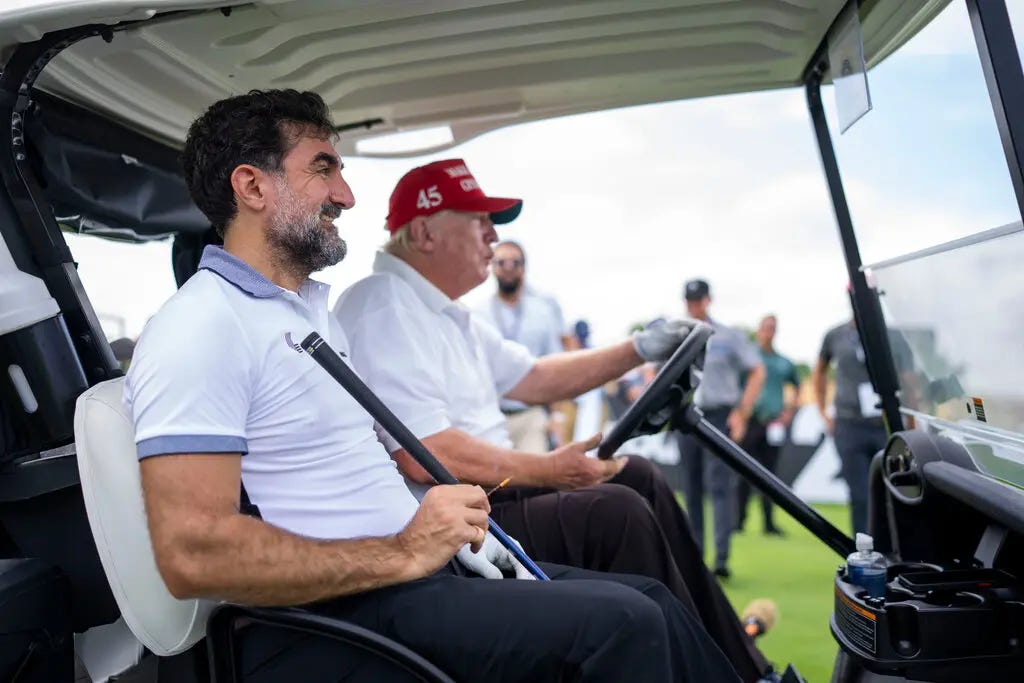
[126,89,740,683]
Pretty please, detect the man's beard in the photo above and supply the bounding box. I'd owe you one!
[267,178,347,275]
[496,276,521,296]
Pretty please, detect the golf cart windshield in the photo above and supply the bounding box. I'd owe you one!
[828,2,1023,266]
[870,223,1024,487]
[814,1,1024,486]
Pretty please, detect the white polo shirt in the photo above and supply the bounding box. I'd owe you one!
[476,289,565,359]
[333,251,535,454]
[125,246,419,541]
[475,288,565,412]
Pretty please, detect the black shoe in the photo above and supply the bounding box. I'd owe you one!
[764,527,785,537]
[713,566,731,580]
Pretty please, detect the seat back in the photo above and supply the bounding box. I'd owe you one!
[74,377,214,655]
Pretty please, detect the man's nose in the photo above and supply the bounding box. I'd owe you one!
[482,218,498,243]
[330,174,356,210]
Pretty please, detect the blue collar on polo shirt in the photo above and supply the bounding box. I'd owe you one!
[198,245,329,306]
[199,245,283,298]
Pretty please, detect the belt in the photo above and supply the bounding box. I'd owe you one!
[501,407,528,416]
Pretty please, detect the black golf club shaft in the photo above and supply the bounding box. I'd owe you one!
[300,331,550,581]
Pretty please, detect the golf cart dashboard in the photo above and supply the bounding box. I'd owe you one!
[882,427,1024,536]
[877,426,1024,571]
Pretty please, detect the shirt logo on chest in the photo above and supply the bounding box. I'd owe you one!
[284,332,303,354]
[284,332,348,358]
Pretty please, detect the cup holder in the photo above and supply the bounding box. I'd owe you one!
[887,562,942,581]
[921,591,984,608]
[885,586,916,603]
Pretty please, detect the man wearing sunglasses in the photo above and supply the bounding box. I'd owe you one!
[477,240,571,452]
[334,158,777,683]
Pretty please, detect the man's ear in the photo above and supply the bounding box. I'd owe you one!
[230,164,270,214]
[407,215,437,253]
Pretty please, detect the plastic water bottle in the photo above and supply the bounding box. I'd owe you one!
[847,533,887,599]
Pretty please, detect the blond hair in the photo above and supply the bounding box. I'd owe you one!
[385,211,454,256]
[384,223,414,256]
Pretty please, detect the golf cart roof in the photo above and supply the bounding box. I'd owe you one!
[2,0,949,158]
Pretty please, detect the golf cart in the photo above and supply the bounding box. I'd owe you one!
[1,0,1023,681]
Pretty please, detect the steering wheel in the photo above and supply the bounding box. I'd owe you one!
[597,322,715,459]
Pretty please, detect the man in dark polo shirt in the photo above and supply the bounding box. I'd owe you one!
[813,318,913,534]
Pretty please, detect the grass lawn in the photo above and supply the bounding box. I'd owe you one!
[688,500,851,682]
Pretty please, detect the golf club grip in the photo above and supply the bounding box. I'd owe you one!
[300,331,550,581]
[301,332,456,486]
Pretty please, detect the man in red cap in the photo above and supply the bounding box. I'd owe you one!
[334,158,775,683]
[140,93,740,683]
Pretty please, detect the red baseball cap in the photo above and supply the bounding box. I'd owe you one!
[385,158,523,233]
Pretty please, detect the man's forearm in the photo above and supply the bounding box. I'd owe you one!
[812,363,828,416]
[785,381,801,413]
[397,428,551,487]
[506,340,640,404]
[736,366,765,415]
[156,513,415,606]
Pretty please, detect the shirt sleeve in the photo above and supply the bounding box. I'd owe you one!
[125,300,252,459]
[819,328,835,364]
[471,314,536,396]
[341,303,452,448]
[734,330,763,371]
[786,359,802,387]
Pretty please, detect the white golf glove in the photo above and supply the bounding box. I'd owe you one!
[455,532,536,580]
[632,318,698,363]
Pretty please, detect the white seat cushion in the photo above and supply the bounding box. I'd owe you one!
[75,377,214,656]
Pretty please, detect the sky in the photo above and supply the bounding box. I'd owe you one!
[65,1,1022,365]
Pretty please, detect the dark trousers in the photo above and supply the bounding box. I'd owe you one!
[675,408,738,570]
[833,417,888,534]
[736,418,782,532]
[239,563,740,683]
[489,457,770,683]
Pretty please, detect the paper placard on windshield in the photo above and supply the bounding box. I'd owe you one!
[829,3,872,133]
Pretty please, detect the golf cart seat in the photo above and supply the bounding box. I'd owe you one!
[74,377,455,682]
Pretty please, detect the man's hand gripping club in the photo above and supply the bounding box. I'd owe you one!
[398,484,533,580]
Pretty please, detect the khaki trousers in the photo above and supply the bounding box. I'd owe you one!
[505,405,550,453]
